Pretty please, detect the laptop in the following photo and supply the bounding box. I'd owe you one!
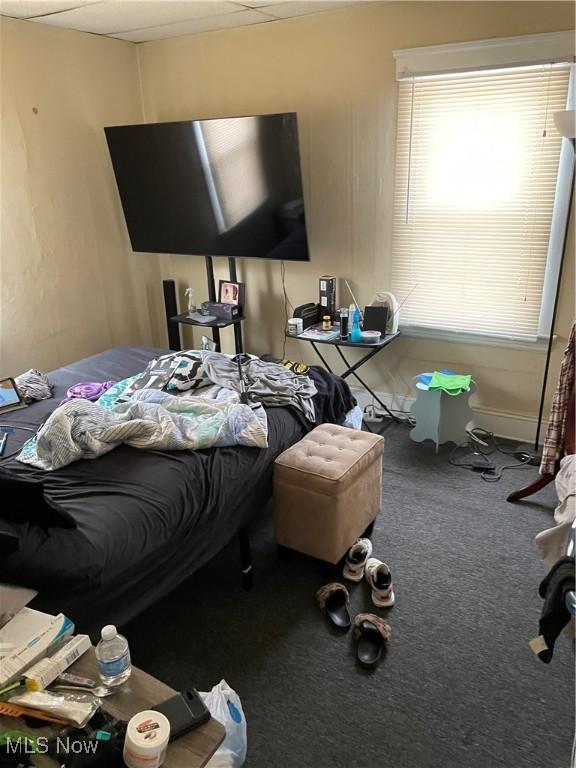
[0,378,27,415]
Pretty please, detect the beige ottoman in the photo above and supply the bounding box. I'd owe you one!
[273,424,384,564]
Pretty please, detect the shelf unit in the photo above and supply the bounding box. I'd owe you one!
[163,255,244,354]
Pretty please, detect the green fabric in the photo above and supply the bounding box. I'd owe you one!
[428,371,472,396]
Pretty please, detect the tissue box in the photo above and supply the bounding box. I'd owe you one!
[201,302,240,321]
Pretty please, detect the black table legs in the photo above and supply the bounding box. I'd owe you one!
[308,341,401,424]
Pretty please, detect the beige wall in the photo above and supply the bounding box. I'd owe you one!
[1,4,573,437]
[0,18,162,375]
[138,1,575,435]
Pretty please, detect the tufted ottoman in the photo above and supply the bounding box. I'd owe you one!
[273,424,384,564]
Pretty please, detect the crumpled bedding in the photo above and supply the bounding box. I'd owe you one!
[18,386,268,472]
[0,346,356,622]
[16,349,323,471]
[201,351,317,422]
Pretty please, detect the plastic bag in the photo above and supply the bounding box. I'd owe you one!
[9,690,99,728]
[200,680,247,768]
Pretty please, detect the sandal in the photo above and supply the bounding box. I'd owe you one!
[354,613,391,667]
[342,538,373,582]
[315,583,351,630]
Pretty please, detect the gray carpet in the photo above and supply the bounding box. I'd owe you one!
[126,422,574,768]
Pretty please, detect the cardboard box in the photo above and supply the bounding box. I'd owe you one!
[24,634,91,691]
[0,612,75,686]
[0,607,54,657]
[319,276,336,321]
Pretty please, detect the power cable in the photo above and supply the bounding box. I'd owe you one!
[449,427,534,483]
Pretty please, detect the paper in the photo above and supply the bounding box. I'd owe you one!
[298,327,339,341]
[0,585,38,631]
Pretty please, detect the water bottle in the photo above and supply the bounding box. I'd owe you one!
[350,309,363,343]
[95,625,132,687]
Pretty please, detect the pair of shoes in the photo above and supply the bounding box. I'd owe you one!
[315,583,391,668]
[342,538,395,608]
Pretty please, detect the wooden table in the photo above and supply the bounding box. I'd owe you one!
[0,650,225,768]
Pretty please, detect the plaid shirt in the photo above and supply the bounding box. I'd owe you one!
[540,322,575,476]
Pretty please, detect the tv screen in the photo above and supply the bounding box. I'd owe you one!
[104,113,309,262]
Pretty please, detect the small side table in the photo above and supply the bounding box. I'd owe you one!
[0,649,225,768]
[286,330,402,425]
[170,312,244,355]
[410,374,475,453]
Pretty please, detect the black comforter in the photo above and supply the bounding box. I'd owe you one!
[0,347,354,631]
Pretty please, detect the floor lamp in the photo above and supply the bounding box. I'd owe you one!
[519,109,575,465]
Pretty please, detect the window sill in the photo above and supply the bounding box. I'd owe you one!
[399,325,551,352]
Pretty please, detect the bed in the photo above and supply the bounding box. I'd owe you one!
[0,346,355,633]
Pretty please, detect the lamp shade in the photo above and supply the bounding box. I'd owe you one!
[554,109,576,139]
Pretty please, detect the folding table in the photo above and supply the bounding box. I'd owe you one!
[286,330,401,423]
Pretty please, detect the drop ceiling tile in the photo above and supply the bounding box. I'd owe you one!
[259,1,349,19]
[29,0,239,34]
[0,0,98,19]
[113,8,271,42]
[232,1,287,6]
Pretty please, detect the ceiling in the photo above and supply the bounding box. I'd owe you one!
[0,0,376,42]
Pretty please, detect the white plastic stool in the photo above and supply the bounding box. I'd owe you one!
[410,374,475,453]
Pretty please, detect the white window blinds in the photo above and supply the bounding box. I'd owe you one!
[390,63,571,341]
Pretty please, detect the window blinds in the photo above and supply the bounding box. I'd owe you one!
[390,64,570,341]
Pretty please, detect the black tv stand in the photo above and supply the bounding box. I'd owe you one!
[162,256,244,355]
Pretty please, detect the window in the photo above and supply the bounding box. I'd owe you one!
[391,34,574,343]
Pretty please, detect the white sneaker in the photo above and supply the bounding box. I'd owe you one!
[342,538,373,582]
[365,558,395,607]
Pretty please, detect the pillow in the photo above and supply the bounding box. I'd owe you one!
[117,351,209,401]
[118,353,177,401]
[166,352,210,392]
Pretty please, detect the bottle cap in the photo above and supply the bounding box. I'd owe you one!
[101,625,117,641]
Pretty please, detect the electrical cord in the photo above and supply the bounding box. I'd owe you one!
[0,424,38,461]
[449,427,534,482]
[280,261,293,359]
[363,404,416,427]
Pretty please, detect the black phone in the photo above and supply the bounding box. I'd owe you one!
[152,690,210,741]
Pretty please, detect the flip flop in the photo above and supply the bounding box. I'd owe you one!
[316,583,351,630]
[354,613,391,667]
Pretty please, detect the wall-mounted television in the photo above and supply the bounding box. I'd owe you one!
[104,112,309,262]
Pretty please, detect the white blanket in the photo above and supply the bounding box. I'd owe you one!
[18,388,268,471]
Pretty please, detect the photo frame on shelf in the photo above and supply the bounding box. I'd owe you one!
[218,280,245,310]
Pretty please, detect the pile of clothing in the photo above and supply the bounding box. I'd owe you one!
[533,455,575,663]
[17,350,350,472]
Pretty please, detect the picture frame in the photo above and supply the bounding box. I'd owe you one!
[218,280,245,309]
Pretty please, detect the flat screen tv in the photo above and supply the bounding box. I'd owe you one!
[104,112,309,262]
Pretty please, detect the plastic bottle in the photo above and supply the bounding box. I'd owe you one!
[350,309,363,343]
[95,625,132,687]
[339,308,349,340]
[348,303,356,328]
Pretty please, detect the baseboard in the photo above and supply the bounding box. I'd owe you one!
[350,387,547,444]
